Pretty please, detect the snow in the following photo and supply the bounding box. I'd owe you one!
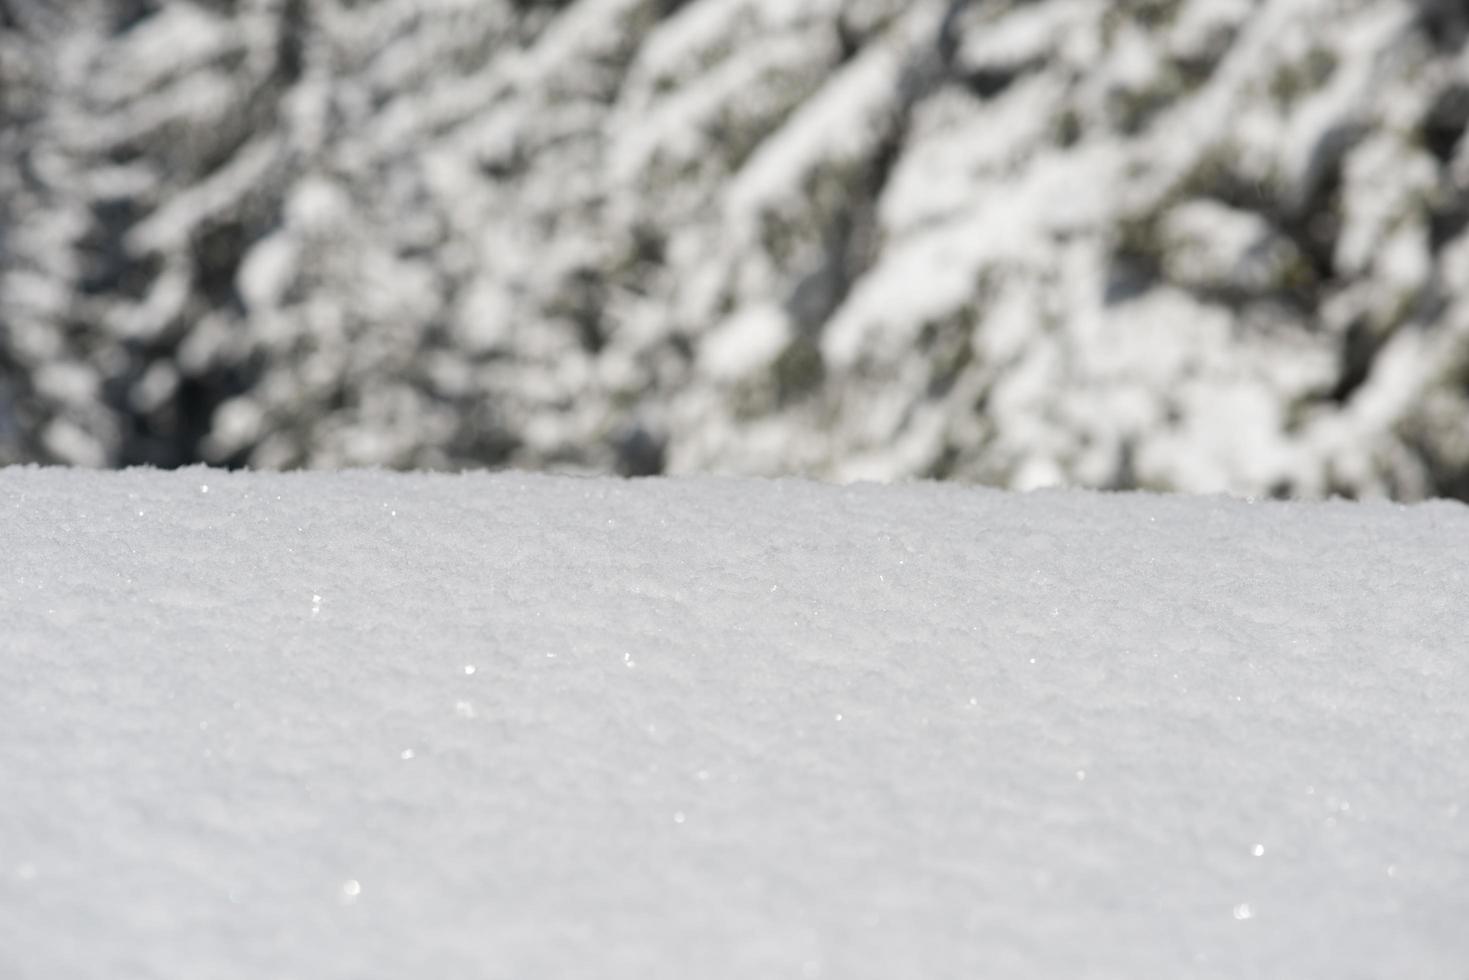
[698,303,790,381]
[3,467,1467,978]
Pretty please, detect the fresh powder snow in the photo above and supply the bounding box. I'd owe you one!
[2,467,1467,978]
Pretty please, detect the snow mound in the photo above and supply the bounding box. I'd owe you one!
[2,467,1467,978]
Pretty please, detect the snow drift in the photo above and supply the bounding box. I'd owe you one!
[2,467,1467,978]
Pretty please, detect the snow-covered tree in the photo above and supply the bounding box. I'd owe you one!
[4,0,1469,498]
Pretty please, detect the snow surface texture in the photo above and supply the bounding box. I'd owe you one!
[3,467,1468,978]
[5,0,1469,500]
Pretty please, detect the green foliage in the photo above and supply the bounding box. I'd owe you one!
[1267,46,1339,108]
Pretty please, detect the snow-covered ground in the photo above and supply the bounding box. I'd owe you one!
[4,468,1467,976]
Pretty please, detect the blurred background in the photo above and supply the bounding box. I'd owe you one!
[3,0,1468,499]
